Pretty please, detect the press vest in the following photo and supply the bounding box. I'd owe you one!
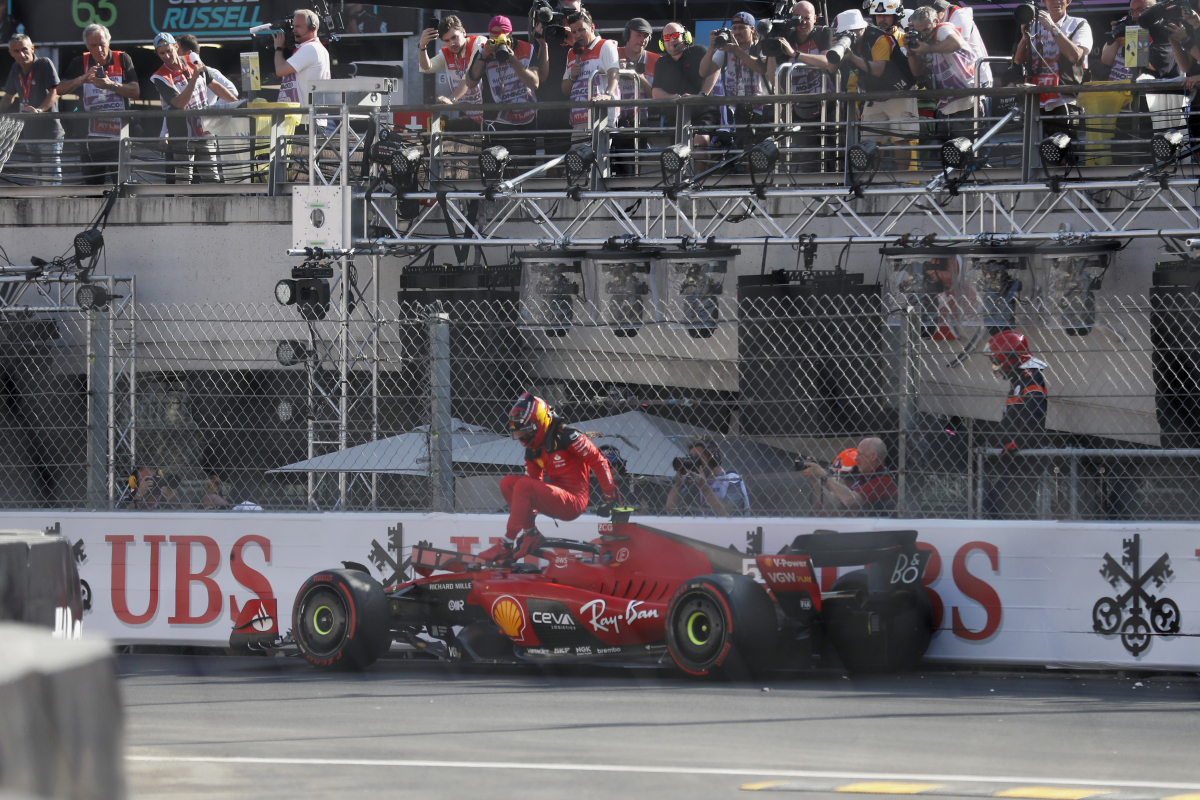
[81,50,127,138]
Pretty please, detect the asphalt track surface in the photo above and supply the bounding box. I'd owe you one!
[120,654,1200,799]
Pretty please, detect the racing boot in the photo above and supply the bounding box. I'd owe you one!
[511,528,546,561]
[477,537,515,564]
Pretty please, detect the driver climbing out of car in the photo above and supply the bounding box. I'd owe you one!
[478,392,619,563]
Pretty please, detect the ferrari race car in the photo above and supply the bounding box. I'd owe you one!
[282,519,934,676]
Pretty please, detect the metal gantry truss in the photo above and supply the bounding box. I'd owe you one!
[350,177,1200,251]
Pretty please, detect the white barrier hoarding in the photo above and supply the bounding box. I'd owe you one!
[3,511,1197,670]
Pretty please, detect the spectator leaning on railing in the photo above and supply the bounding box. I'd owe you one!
[652,22,718,147]
[450,15,539,155]
[3,34,63,185]
[699,11,769,143]
[765,1,836,171]
[563,9,621,131]
[1014,0,1091,140]
[151,32,237,184]
[906,5,979,143]
[419,16,484,130]
[56,23,139,186]
[273,8,331,113]
[618,18,658,127]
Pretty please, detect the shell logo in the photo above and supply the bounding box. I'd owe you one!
[491,595,526,639]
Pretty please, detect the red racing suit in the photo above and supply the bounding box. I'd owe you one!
[502,419,616,538]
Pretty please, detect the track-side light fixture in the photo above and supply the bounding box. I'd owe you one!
[276,398,296,423]
[275,340,312,367]
[273,278,329,321]
[1152,129,1185,164]
[940,137,974,172]
[391,146,423,182]
[74,282,111,311]
[1039,132,1074,170]
[660,143,692,184]
[73,228,104,272]
[848,139,881,175]
[479,145,511,187]
[748,140,779,189]
[565,144,596,188]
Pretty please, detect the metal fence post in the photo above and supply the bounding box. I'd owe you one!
[429,311,453,512]
[897,304,918,516]
[85,300,111,509]
[1021,90,1038,183]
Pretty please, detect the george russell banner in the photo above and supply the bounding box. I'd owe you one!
[2,510,1198,670]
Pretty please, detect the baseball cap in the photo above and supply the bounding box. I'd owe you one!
[489,15,513,33]
[153,32,176,47]
[625,17,652,34]
[834,9,867,31]
[732,11,755,26]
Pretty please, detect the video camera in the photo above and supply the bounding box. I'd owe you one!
[1104,14,1131,44]
[757,16,803,58]
[250,18,296,49]
[531,0,571,46]
[249,0,344,51]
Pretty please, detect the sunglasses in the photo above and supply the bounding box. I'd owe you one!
[662,31,686,41]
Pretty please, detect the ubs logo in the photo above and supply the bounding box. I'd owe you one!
[1093,534,1180,657]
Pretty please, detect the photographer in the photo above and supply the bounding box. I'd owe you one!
[1103,0,1179,79]
[125,466,188,510]
[799,438,896,516]
[926,0,993,91]
[57,24,139,185]
[664,441,750,517]
[906,5,980,143]
[561,8,621,130]
[764,2,837,171]
[419,16,485,129]
[841,1,919,169]
[450,16,540,144]
[699,12,769,137]
[1014,0,1092,139]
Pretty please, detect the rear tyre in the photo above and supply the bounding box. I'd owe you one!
[666,574,777,678]
[293,568,391,670]
[823,569,934,674]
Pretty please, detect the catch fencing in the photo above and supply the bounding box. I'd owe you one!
[1,292,1198,520]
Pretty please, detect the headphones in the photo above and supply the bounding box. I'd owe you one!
[128,468,163,490]
[657,28,693,50]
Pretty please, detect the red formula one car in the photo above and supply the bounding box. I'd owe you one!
[286,517,934,676]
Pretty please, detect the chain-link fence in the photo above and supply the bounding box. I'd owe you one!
[5,291,1200,519]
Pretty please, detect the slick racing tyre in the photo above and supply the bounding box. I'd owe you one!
[823,569,934,674]
[293,568,391,670]
[666,574,777,678]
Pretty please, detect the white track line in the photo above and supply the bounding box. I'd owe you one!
[124,757,1200,791]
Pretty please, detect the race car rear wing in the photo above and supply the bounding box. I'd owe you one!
[785,529,929,595]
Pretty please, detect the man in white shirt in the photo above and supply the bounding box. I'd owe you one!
[561,9,620,129]
[1014,0,1091,139]
[418,16,486,131]
[272,9,331,109]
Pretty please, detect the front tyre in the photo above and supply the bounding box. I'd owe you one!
[666,574,777,678]
[293,569,391,670]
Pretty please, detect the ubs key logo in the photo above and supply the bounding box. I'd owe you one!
[1093,534,1180,657]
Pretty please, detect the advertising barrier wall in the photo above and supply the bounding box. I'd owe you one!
[2,511,1197,670]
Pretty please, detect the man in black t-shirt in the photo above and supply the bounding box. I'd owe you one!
[534,0,579,154]
[3,34,64,184]
[652,21,719,147]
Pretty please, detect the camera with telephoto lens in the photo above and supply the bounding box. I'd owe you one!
[757,16,803,58]
[673,454,705,474]
[825,30,859,65]
[1014,2,1036,24]
[713,27,735,47]
[1137,0,1195,42]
